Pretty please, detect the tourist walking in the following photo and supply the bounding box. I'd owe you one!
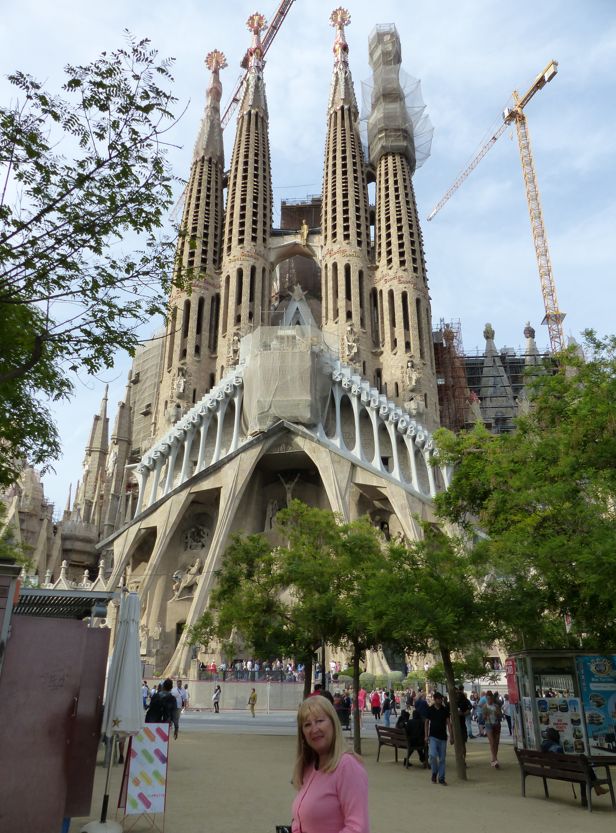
[212,684,222,713]
[482,691,503,768]
[171,678,187,739]
[404,709,426,767]
[425,691,452,785]
[145,678,176,725]
[502,694,513,735]
[382,691,393,727]
[291,695,369,833]
[370,689,381,720]
[456,685,473,758]
[248,687,257,717]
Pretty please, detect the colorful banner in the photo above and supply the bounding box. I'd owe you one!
[126,724,169,815]
[576,655,616,756]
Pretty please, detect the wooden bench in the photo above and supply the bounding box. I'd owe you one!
[375,726,407,763]
[515,748,616,812]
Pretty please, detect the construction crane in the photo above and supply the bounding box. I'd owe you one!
[427,61,566,353]
[221,0,296,129]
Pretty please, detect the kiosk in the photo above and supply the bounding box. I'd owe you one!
[506,650,616,755]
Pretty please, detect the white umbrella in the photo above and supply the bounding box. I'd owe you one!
[82,591,143,833]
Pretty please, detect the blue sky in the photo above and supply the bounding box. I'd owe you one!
[2,0,615,513]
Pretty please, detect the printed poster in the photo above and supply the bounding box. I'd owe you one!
[522,697,536,748]
[536,696,586,753]
[576,655,616,756]
[126,724,169,815]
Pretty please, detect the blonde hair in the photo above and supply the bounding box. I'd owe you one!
[292,695,345,789]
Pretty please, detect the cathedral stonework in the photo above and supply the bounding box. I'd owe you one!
[6,12,543,677]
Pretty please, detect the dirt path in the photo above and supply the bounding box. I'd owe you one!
[71,733,615,832]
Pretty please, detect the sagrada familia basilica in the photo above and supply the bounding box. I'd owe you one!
[2,10,546,675]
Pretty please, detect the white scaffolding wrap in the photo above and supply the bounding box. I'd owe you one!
[240,326,336,433]
[361,24,433,172]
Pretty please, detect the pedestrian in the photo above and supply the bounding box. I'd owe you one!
[370,689,381,720]
[404,709,426,767]
[182,683,189,711]
[414,690,429,721]
[382,691,392,727]
[358,687,367,714]
[170,678,187,739]
[456,685,473,759]
[482,691,503,768]
[425,691,453,785]
[212,684,222,713]
[145,678,176,726]
[248,687,257,717]
[502,694,513,735]
[141,680,150,710]
[291,695,369,833]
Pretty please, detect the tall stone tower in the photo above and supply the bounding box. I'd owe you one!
[368,24,439,428]
[321,9,373,376]
[218,13,273,373]
[154,49,227,436]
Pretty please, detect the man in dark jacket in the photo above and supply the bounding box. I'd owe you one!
[145,678,176,725]
[404,709,426,767]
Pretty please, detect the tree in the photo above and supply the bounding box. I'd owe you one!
[434,332,616,648]
[187,501,388,752]
[380,526,498,781]
[0,34,186,486]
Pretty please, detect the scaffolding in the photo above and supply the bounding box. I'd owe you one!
[433,319,469,432]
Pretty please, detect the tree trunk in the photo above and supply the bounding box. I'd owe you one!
[352,642,362,755]
[440,643,467,781]
[303,654,313,700]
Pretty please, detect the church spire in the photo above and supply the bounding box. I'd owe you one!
[219,12,273,371]
[154,51,227,438]
[320,7,371,373]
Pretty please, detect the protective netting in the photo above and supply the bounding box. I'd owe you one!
[360,24,433,172]
[241,326,337,433]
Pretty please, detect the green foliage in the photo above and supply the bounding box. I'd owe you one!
[359,672,375,688]
[0,34,186,486]
[434,332,616,649]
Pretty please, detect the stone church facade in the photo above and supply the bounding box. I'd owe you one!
[2,11,546,677]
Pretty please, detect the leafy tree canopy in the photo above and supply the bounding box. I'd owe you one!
[434,332,616,649]
[0,34,186,486]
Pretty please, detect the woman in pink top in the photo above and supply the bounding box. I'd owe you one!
[291,695,370,833]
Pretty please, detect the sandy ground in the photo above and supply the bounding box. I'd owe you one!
[71,726,616,832]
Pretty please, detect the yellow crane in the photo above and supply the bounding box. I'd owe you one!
[427,61,566,353]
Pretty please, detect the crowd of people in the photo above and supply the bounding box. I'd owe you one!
[198,658,308,683]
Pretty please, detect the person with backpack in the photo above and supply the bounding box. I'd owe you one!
[145,678,176,727]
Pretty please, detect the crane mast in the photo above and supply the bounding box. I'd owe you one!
[221,0,296,129]
[427,60,565,353]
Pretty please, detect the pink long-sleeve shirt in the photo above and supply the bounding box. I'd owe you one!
[291,753,370,833]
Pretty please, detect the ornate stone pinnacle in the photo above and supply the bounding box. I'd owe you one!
[524,321,536,339]
[483,323,495,341]
[205,50,227,72]
[330,7,351,28]
[246,12,267,35]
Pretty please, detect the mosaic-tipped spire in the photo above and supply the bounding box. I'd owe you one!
[238,13,269,117]
[327,8,357,113]
[330,7,351,66]
[193,50,227,164]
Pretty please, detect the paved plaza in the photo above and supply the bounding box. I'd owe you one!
[70,711,615,832]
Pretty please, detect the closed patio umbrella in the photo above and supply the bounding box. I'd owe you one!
[82,591,143,833]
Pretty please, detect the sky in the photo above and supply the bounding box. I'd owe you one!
[2,0,615,514]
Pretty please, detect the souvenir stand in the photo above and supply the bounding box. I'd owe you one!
[506,650,616,756]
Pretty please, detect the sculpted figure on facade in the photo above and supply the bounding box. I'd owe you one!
[171,557,202,601]
[344,322,359,362]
